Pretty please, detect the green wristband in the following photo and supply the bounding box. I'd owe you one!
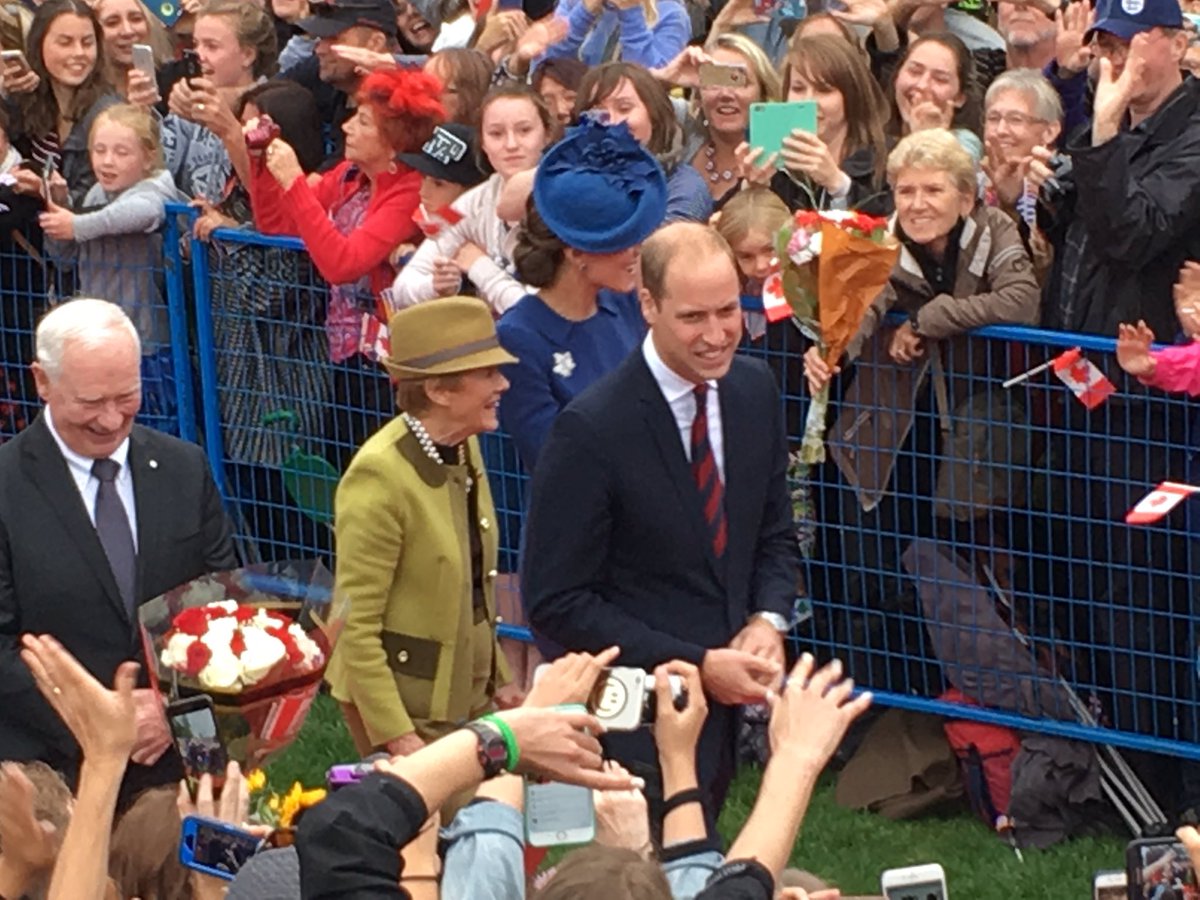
[481,713,520,772]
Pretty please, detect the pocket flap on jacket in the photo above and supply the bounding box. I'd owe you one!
[381,632,441,681]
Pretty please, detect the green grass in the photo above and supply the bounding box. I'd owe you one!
[269,695,1127,898]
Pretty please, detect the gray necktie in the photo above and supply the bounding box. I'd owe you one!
[92,458,137,615]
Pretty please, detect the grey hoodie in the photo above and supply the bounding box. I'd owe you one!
[49,168,186,350]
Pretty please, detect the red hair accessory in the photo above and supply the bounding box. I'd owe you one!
[360,68,447,122]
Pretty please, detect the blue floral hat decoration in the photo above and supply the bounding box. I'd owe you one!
[533,119,668,255]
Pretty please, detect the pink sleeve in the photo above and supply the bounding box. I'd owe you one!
[1143,342,1200,395]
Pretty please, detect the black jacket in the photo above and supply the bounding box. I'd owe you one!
[769,145,893,218]
[0,416,237,792]
[1039,75,1200,339]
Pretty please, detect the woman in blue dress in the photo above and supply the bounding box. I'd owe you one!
[497,118,668,471]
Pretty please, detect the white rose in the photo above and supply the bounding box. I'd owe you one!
[239,626,286,686]
[161,632,197,669]
[288,624,324,670]
[208,600,240,616]
[199,648,242,691]
[201,617,238,652]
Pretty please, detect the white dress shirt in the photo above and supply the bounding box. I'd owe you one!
[642,332,725,483]
[44,407,139,551]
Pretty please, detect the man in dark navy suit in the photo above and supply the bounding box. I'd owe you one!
[0,299,237,801]
[522,222,799,829]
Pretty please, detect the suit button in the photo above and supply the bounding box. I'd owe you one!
[496,615,505,624]
[487,569,498,580]
[479,517,491,531]
[397,650,409,663]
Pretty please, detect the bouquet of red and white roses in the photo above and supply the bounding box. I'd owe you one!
[763,209,898,463]
[139,561,347,768]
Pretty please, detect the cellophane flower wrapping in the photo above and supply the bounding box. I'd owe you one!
[139,561,348,769]
[774,210,899,464]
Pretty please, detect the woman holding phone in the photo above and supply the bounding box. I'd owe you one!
[745,33,891,217]
[2,0,118,206]
[93,0,170,99]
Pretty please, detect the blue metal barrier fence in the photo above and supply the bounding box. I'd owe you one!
[45,203,1199,764]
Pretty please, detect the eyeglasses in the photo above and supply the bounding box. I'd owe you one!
[984,111,1045,128]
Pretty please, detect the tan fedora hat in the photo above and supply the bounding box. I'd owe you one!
[383,297,517,380]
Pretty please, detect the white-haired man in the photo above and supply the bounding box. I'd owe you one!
[0,299,236,803]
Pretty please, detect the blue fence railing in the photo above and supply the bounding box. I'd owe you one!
[4,201,1198,766]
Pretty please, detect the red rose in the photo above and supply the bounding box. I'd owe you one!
[231,630,246,657]
[173,607,211,637]
[232,606,257,623]
[185,640,212,677]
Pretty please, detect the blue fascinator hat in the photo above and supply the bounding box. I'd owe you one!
[533,118,668,255]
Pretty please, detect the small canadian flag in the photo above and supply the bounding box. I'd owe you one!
[358,314,390,362]
[1126,481,1200,525]
[761,271,792,323]
[1051,347,1116,409]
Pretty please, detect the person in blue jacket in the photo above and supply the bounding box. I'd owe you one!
[498,118,667,472]
[544,0,691,69]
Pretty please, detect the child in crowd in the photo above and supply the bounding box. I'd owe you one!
[38,102,185,422]
[712,186,790,341]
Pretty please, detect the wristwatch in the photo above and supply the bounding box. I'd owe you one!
[464,719,508,780]
[752,611,790,634]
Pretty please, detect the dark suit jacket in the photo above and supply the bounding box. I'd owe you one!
[0,415,237,790]
[522,349,797,668]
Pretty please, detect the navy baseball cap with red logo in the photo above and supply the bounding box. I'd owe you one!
[297,0,399,39]
[1087,0,1183,40]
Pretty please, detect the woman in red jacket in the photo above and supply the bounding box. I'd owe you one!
[249,66,445,463]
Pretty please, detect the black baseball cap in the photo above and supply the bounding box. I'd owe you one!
[297,0,398,39]
[397,124,487,187]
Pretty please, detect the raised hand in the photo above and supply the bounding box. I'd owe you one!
[735,142,779,187]
[768,653,872,768]
[20,634,138,765]
[1115,321,1157,378]
[1173,260,1200,339]
[781,130,845,193]
[651,660,709,760]
[1055,1,1094,76]
[650,45,711,88]
[524,645,620,709]
[1092,34,1150,145]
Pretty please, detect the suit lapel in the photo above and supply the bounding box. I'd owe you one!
[22,415,128,622]
[631,355,725,585]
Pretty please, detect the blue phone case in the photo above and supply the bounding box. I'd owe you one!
[748,102,819,169]
[151,1,183,26]
[179,816,264,881]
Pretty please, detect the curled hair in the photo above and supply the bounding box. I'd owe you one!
[574,63,682,164]
[888,33,982,139]
[395,373,463,414]
[91,102,164,173]
[427,48,493,129]
[358,67,447,154]
[886,127,977,196]
[198,0,278,79]
[783,33,890,184]
[16,0,111,141]
[514,202,567,287]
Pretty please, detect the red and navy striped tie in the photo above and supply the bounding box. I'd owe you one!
[690,384,727,557]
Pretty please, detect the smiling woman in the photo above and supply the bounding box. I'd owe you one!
[93,0,170,91]
[7,0,119,206]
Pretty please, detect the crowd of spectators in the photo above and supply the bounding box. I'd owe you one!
[3,0,1200,894]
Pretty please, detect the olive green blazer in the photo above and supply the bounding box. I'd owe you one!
[325,416,508,746]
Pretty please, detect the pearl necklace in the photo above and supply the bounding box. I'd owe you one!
[402,412,471,489]
[704,142,736,184]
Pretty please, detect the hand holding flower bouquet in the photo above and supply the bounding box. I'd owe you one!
[763,209,899,463]
[140,561,348,769]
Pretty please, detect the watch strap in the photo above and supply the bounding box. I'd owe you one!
[464,719,508,780]
[752,611,790,634]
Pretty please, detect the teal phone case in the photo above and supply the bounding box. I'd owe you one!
[749,101,819,168]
